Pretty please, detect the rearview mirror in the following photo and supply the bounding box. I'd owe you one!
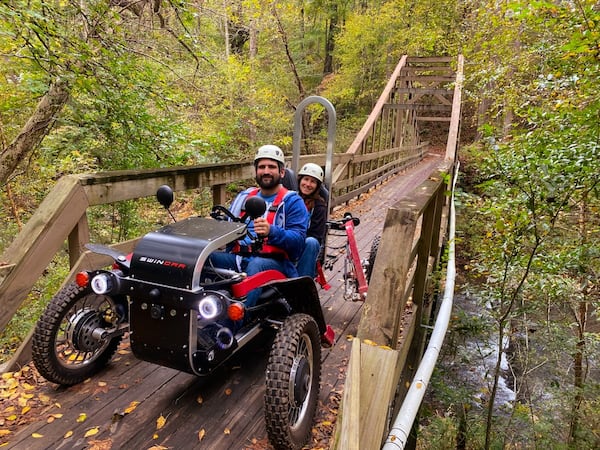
[156,185,174,209]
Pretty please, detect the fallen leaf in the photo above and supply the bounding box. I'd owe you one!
[196,395,203,404]
[98,381,107,387]
[87,438,113,450]
[77,413,87,423]
[123,401,139,414]
[0,430,10,437]
[152,433,159,440]
[198,429,205,441]
[156,414,166,430]
[21,405,31,414]
[64,430,74,439]
[32,432,43,438]
[84,426,99,437]
[224,427,231,435]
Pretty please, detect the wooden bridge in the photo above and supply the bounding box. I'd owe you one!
[0,55,463,449]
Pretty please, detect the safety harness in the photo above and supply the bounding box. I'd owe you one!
[231,187,289,259]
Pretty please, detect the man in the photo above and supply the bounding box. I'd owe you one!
[208,144,309,307]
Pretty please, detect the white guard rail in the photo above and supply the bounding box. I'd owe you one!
[382,162,460,449]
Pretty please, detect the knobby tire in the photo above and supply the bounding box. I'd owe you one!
[32,282,123,386]
[265,314,321,449]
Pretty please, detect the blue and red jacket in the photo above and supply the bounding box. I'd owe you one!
[229,186,309,263]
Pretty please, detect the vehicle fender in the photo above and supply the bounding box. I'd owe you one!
[264,276,327,334]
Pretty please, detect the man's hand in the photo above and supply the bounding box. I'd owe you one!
[254,217,271,237]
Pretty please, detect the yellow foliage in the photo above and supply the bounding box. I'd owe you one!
[123,401,139,414]
[84,427,99,438]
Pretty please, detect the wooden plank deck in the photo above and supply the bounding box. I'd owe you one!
[3,154,443,450]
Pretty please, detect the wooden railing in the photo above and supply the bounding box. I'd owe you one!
[331,55,423,204]
[332,55,463,449]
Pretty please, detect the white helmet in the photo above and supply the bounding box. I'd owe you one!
[298,163,324,183]
[254,145,285,165]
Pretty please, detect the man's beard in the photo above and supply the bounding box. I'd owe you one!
[256,173,281,189]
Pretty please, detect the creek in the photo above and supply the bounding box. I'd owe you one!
[436,291,516,412]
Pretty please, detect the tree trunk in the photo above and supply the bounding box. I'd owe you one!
[569,195,590,443]
[272,6,304,97]
[323,13,337,75]
[0,79,71,185]
[249,23,257,58]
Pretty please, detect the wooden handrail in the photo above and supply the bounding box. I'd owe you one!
[333,55,463,449]
[0,160,270,331]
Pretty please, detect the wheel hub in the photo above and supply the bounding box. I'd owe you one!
[291,356,310,407]
[66,308,105,352]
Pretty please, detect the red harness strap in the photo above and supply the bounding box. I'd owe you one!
[233,187,289,259]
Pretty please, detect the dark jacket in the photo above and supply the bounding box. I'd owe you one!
[306,197,327,245]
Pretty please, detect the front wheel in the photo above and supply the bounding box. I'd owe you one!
[32,282,125,386]
[265,314,322,450]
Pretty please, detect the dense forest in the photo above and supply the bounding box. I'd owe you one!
[1,0,599,448]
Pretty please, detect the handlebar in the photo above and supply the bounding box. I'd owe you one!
[210,205,240,222]
[210,204,264,245]
[327,213,360,231]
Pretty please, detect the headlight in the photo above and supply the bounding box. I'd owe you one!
[90,273,113,294]
[198,294,225,320]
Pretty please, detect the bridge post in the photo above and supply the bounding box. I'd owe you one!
[445,55,464,162]
[211,183,227,206]
[358,206,418,346]
[68,214,90,268]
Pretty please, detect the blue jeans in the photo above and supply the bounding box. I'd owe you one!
[296,237,320,278]
[207,252,295,308]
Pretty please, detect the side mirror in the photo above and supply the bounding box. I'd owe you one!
[156,185,174,209]
[244,196,267,219]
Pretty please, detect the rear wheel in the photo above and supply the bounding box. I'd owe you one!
[365,235,381,283]
[265,314,321,449]
[32,282,124,386]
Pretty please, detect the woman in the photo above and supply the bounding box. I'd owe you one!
[295,163,327,278]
